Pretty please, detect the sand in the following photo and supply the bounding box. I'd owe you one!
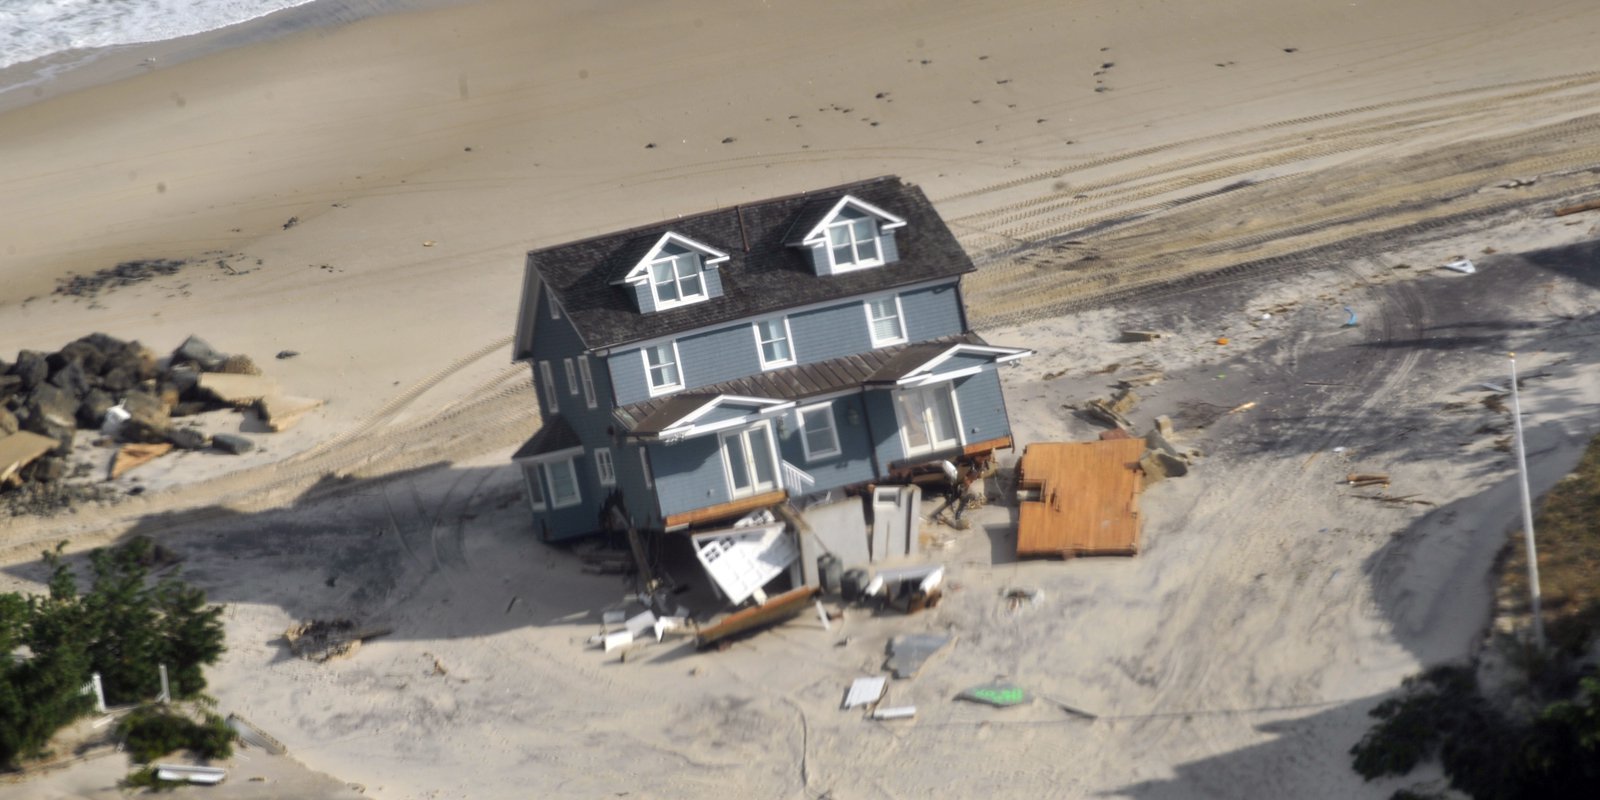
[4,0,1600,797]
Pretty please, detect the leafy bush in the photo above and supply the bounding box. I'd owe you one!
[117,704,234,763]
[0,538,226,768]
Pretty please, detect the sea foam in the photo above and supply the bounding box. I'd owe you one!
[0,0,317,71]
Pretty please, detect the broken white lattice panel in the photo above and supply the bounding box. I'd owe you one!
[691,523,797,605]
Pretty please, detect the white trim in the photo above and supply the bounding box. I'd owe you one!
[513,264,539,361]
[546,289,561,320]
[639,447,654,489]
[796,402,842,461]
[753,317,796,370]
[512,444,585,465]
[545,457,582,509]
[594,278,955,356]
[564,358,578,395]
[538,361,559,414]
[657,400,797,442]
[578,356,597,409]
[792,195,908,245]
[593,447,616,486]
[897,365,987,388]
[676,395,793,427]
[642,341,684,397]
[821,213,885,274]
[719,421,781,500]
[613,232,730,285]
[865,296,907,348]
[647,250,710,311]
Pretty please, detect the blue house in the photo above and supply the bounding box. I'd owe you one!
[510,176,1031,541]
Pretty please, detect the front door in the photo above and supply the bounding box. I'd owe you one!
[896,384,961,457]
[721,422,778,499]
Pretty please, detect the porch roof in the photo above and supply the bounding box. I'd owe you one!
[511,416,581,461]
[612,332,988,434]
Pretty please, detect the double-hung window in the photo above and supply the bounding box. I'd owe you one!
[797,403,841,461]
[754,318,794,369]
[578,357,597,408]
[826,211,881,270]
[521,464,546,512]
[564,359,578,395]
[896,384,961,457]
[545,457,581,509]
[538,361,559,413]
[643,342,683,395]
[593,448,616,486]
[649,251,705,309]
[866,296,906,347]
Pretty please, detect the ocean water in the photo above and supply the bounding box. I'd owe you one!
[0,0,317,71]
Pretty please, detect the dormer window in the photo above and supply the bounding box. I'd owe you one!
[650,247,706,309]
[826,208,881,270]
[788,194,907,277]
[613,232,729,314]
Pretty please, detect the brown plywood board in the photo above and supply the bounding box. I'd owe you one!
[1015,439,1145,558]
[0,430,58,483]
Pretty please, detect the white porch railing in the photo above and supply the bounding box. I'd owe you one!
[780,460,816,496]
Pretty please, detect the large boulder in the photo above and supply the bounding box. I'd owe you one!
[171,335,227,372]
[9,350,48,392]
[25,384,79,430]
[211,433,255,455]
[167,427,209,450]
[0,405,17,436]
[100,364,137,393]
[118,390,172,443]
[52,339,107,376]
[47,359,91,400]
[20,415,75,457]
[77,388,115,429]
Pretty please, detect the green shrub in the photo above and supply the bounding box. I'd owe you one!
[117,705,234,763]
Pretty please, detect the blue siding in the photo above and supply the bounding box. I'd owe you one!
[630,282,657,314]
[900,283,963,343]
[879,231,899,263]
[952,369,1010,446]
[788,301,875,363]
[650,435,734,518]
[703,267,724,298]
[677,324,764,388]
[778,396,876,493]
[863,390,906,470]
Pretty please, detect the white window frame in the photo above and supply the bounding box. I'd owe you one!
[649,251,707,310]
[521,464,546,511]
[545,457,582,509]
[865,296,907,347]
[719,422,780,500]
[753,317,796,370]
[564,358,578,395]
[578,356,597,409]
[594,448,616,487]
[825,214,883,272]
[538,361,559,413]
[642,341,684,397]
[639,447,654,489]
[894,383,964,457]
[796,402,841,462]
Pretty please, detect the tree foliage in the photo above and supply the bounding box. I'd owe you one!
[1352,666,1600,799]
[0,538,226,767]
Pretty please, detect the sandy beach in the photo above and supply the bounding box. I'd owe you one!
[4,0,1600,796]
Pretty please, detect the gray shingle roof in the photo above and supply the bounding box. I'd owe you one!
[613,332,984,434]
[529,176,974,352]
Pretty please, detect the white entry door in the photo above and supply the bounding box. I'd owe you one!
[721,422,779,499]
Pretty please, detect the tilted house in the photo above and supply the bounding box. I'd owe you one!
[511,176,1031,541]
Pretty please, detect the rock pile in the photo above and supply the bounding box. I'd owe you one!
[1,333,272,496]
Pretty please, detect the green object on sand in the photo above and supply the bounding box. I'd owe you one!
[959,683,1032,707]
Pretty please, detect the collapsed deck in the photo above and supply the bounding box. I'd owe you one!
[1015,439,1145,558]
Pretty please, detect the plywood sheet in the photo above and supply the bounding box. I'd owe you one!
[1015,439,1145,558]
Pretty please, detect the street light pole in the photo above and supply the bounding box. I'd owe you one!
[1508,352,1545,651]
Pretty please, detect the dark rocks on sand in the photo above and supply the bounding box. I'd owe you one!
[76,388,115,429]
[10,350,48,391]
[276,350,299,360]
[172,335,227,372]
[219,354,261,376]
[0,406,17,436]
[26,384,79,430]
[47,360,91,400]
[211,432,254,455]
[168,427,209,450]
[119,390,172,444]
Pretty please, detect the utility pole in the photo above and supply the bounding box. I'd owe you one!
[1508,352,1545,651]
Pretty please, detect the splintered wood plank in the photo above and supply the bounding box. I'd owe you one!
[1015,439,1145,558]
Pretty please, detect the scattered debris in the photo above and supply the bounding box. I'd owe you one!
[283,620,392,662]
[155,764,227,785]
[1216,337,1230,345]
[864,565,945,613]
[196,373,279,407]
[1346,472,1390,488]
[258,394,323,432]
[52,258,188,298]
[0,431,59,485]
[885,633,952,679]
[1119,371,1164,387]
[1553,197,1600,217]
[109,442,173,480]
[1440,258,1477,274]
[1227,401,1257,414]
[697,586,820,649]
[1016,439,1145,558]
[1119,330,1165,342]
[1343,306,1359,327]
[958,682,1032,708]
[211,433,255,455]
[844,676,887,709]
[1003,587,1043,611]
[692,522,797,605]
[225,713,287,755]
[275,350,299,360]
[873,705,916,720]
